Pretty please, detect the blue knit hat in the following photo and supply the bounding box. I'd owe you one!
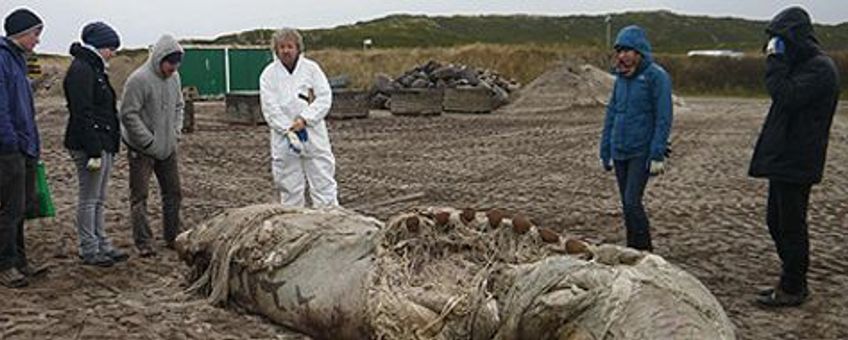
[4,8,43,37]
[82,22,120,49]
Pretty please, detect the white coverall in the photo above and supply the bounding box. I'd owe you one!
[259,56,338,207]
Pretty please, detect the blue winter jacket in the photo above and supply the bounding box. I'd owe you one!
[600,25,672,164]
[0,37,39,157]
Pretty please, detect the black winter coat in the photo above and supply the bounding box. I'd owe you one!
[749,7,840,184]
[63,43,120,157]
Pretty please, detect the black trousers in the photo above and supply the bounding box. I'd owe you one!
[0,153,35,271]
[767,180,812,295]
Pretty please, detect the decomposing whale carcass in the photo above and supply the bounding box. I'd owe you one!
[176,205,736,340]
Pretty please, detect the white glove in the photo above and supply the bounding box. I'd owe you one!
[86,157,102,172]
[649,160,665,176]
[285,130,304,154]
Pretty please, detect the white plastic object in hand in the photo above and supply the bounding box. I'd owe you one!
[766,37,785,56]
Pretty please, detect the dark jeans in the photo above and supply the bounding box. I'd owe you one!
[767,180,812,295]
[0,153,35,271]
[129,150,182,249]
[614,156,653,251]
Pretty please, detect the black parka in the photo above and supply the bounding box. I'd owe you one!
[63,42,120,157]
[749,7,841,184]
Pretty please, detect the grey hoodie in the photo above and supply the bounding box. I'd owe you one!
[119,35,184,160]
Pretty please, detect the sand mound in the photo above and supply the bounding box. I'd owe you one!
[502,62,685,114]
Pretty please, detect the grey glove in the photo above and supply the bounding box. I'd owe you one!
[649,160,665,176]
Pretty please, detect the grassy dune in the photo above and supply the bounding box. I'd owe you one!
[309,44,848,98]
[309,43,608,89]
[37,44,848,98]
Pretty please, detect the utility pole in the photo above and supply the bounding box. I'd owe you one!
[605,15,612,48]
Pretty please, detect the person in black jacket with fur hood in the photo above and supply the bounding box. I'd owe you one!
[63,22,129,267]
[749,7,840,307]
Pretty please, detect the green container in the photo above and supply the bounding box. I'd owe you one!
[180,46,272,97]
[228,49,273,92]
[181,48,226,97]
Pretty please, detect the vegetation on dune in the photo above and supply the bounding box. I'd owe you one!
[309,44,607,89]
[39,11,848,98]
[189,11,848,53]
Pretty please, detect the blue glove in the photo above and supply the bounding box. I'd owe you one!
[286,129,308,154]
[295,129,308,142]
[766,37,785,56]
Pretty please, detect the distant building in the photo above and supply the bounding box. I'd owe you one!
[686,50,745,59]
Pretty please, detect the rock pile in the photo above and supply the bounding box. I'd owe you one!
[369,60,519,110]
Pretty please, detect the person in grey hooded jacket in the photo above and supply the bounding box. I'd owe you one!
[119,34,184,257]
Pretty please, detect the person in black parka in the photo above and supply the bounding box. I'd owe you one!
[63,22,129,267]
[749,6,840,307]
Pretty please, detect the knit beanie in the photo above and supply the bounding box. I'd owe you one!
[82,22,120,49]
[4,8,43,37]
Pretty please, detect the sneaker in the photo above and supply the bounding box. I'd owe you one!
[81,253,114,267]
[756,287,808,307]
[18,263,50,278]
[102,249,129,263]
[0,267,29,288]
[758,284,809,298]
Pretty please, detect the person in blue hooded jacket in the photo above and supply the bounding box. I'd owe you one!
[599,25,673,252]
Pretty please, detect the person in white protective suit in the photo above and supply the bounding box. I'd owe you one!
[259,28,338,207]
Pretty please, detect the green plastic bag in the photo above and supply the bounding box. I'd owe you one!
[26,161,55,219]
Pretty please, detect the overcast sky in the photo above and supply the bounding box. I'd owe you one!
[2,0,845,54]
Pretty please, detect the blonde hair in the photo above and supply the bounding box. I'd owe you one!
[270,28,304,53]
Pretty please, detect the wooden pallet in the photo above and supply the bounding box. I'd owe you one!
[329,89,369,119]
[225,92,264,125]
[390,88,443,116]
[443,87,495,114]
